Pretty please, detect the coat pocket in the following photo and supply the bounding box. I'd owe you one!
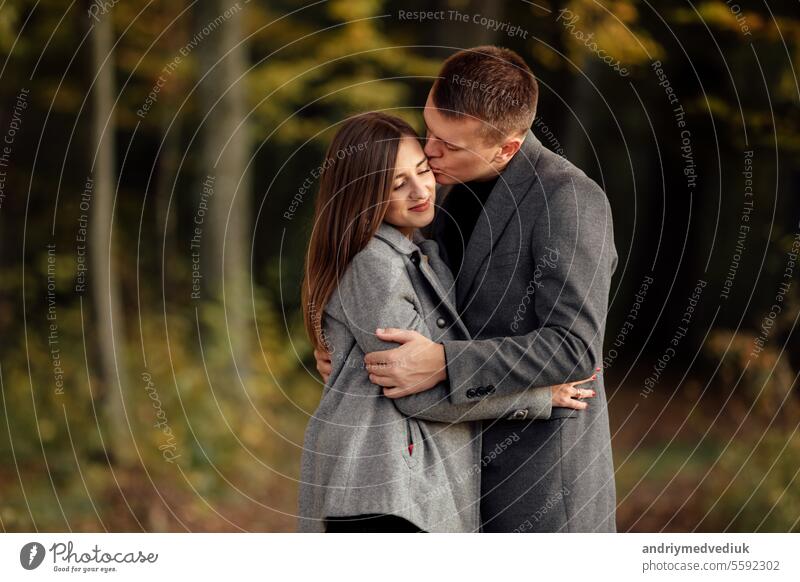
[548,407,579,420]
[403,417,420,468]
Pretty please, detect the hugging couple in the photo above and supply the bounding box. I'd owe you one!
[297,46,617,533]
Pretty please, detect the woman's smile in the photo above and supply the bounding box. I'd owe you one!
[409,199,431,212]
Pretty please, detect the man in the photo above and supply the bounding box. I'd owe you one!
[315,46,618,532]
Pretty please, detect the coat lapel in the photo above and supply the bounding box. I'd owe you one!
[375,223,468,337]
[415,235,470,338]
[456,130,544,307]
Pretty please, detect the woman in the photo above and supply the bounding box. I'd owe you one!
[297,112,594,533]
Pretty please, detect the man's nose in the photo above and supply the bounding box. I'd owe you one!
[423,138,440,158]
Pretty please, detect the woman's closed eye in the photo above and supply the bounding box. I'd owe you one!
[393,167,432,190]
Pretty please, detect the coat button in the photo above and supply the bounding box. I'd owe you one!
[436,317,446,328]
[466,388,476,399]
[410,253,420,266]
[509,409,528,420]
[487,384,495,393]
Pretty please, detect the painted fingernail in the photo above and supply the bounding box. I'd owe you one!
[596,367,601,371]
[592,374,597,380]
[592,391,596,396]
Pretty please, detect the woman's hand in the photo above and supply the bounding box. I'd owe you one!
[314,348,332,383]
[550,375,597,410]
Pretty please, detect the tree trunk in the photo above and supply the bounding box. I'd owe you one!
[154,91,181,293]
[90,12,135,467]
[196,0,252,390]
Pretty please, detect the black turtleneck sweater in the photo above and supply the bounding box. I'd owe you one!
[440,177,499,278]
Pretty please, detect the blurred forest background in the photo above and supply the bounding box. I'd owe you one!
[0,0,798,532]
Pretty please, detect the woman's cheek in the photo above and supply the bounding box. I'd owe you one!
[386,198,400,219]
[386,199,409,225]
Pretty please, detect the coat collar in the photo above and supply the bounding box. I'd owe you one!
[374,221,441,257]
[373,221,443,266]
[456,129,544,306]
[373,222,419,255]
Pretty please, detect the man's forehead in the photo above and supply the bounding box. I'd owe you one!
[424,105,477,145]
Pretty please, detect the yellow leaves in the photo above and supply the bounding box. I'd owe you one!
[695,1,742,29]
[559,0,663,69]
[530,43,563,70]
[45,84,85,114]
[318,20,385,61]
[38,418,57,442]
[327,0,385,21]
[765,14,800,42]
[0,3,18,53]
[609,0,638,23]
[591,19,662,64]
[239,419,265,448]
[38,250,79,289]
[698,95,735,122]
[673,1,765,36]
[249,57,324,102]
[317,77,410,112]
[245,0,439,145]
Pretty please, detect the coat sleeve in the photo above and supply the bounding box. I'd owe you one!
[335,246,553,422]
[441,179,617,405]
[393,380,552,423]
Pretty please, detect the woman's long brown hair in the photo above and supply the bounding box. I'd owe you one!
[302,112,418,351]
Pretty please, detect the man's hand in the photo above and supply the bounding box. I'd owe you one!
[364,328,447,398]
[313,348,332,383]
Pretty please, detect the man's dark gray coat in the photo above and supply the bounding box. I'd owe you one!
[430,130,618,532]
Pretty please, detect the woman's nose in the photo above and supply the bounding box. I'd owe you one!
[408,177,429,199]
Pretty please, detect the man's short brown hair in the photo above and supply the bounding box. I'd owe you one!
[431,45,538,143]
